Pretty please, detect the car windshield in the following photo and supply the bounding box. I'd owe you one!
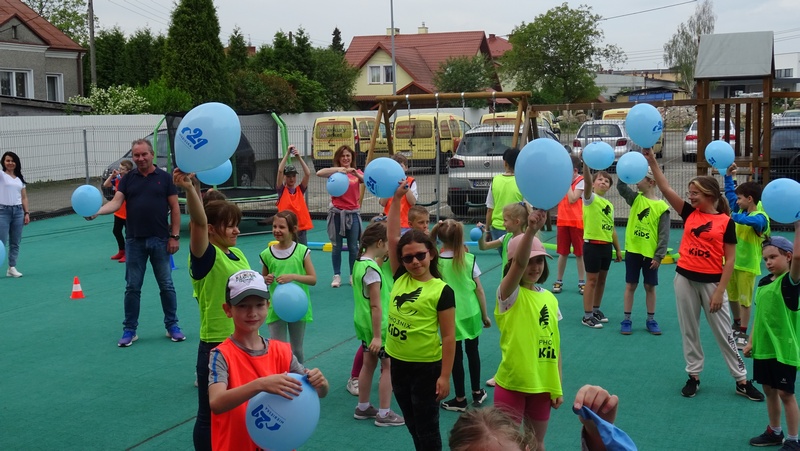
[458,133,515,156]
[772,127,800,151]
[783,111,800,118]
[577,124,622,138]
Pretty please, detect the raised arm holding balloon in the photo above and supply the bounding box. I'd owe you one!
[0,151,29,277]
[276,145,313,245]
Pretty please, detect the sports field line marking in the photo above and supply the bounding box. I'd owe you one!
[126,415,195,450]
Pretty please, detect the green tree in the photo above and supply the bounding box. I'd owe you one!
[501,3,625,103]
[310,47,357,110]
[95,27,127,88]
[330,27,345,54]
[249,44,274,73]
[663,0,715,96]
[162,0,231,105]
[270,29,313,77]
[265,69,326,112]
[137,79,193,113]
[23,0,89,44]
[226,26,249,72]
[69,85,149,114]
[433,55,495,107]
[230,70,297,113]
[122,28,163,87]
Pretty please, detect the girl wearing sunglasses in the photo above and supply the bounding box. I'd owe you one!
[385,180,456,450]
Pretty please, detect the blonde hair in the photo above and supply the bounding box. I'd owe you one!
[449,407,536,451]
[431,219,466,270]
[503,202,531,232]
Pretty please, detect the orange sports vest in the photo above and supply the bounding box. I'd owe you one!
[113,178,127,220]
[211,338,294,451]
[382,176,415,228]
[677,210,731,275]
[556,176,583,227]
[276,186,313,231]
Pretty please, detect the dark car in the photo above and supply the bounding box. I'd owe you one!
[766,119,800,182]
[102,130,257,199]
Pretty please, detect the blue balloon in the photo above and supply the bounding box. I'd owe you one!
[469,227,483,241]
[196,160,232,186]
[625,103,663,148]
[761,178,800,224]
[0,240,5,264]
[704,140,735,170]
[174,102,241,173]
[246,373,320,451]
[616,152,649,184]
[272,282,309,322]
[326,172,349,197]
[364,157,406,198]
[582,141,615,170]
[71,185,103,217]
[515,138,573,210]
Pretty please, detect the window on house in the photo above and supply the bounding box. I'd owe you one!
[368,66,381,84]
[12,25,18,39]
[46,74,64,102]
[383,65,394,84]
[0,70,31,98]
[776,68,795,78]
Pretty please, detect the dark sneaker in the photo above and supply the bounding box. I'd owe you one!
[620,319,632,335]
[646,319,662,335]
[374,410,405,427]
[781,440,800,450]
[582,316,603,329]
[749,426,785,446]
[552,282,563,293]
[593,310,609,323]
[681,377,700,397]
[472,389,488,406]
[354,405,379,420]
[166,325,186,342]
[737,380,765,401]
[441,397,468,412]
[118,330,138,347]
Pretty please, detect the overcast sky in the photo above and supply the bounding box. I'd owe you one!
[94,0,800,70]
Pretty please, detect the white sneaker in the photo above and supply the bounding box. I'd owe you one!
[7,267,22,278]
[346,377,359,396]
[331,274,341,288]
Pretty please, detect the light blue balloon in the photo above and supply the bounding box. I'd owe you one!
[272,282,309,323]
[761,178,800,224]
[704,140,735,170]
[196,160,232,186]
[246,373,320,451]
[515,138,573,210]
[616,152,649,184]
[469,227,483,241]
[0,240,5,264]
[326,172,349,197]
[71,185,103,217]
[625,103,663,148]
[364,157,406,198]
[174,102,241,173]
[583,141,615,170]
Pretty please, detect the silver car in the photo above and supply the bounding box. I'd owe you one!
[446,125,564,216]
[571,120,640,168]
[682,119,737,162]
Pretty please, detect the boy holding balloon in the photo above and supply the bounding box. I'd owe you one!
[724,164,769,349]
[208,269,328,450]
[276,145,313,245]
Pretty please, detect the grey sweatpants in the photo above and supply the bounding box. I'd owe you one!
[673,273,747,380]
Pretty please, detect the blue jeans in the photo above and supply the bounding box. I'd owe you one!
[123,237,179,332]
[0,204,24,267]
[331,213,361,276]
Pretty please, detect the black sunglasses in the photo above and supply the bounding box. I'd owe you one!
[400,251,428,264]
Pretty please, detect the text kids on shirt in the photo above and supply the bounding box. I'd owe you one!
[208,269,329,451]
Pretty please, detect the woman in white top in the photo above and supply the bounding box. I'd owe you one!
[0,152,30,277]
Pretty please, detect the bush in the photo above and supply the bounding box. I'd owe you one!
[137,79,194,114]
[69,85,149,115]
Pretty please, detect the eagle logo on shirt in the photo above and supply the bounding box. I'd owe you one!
[539,305,550,328]
[637,207,651,221]
[394,287,422,314]
[691,221,713,237]
[601,205,612,216]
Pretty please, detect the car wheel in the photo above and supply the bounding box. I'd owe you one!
[682,154,690,163]
[656,151,663,159]
[448,194,468,216]
[438,152,452,174]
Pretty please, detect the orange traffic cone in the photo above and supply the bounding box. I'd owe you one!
[70,276,85,299]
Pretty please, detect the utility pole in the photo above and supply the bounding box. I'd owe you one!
[88,0,96,85]
[390,0,396,96]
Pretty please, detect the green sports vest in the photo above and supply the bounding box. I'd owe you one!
[583,195,614,242]
[494,287,562,398]
[752,273,800,367]
[734,210,769,275]
[192,246,250,342]
[490,175,523,230]
[439,253,483,341]
[385,274,448,362]
[624,194,669,259]
[259,243,313,323]
[501,233,513,267]
[380,258,395,293]
[352,258,392,344]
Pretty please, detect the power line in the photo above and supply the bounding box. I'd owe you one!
[107,0,168,27]
[601,0,697,21]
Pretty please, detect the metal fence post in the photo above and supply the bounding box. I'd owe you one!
[83,128,90,184]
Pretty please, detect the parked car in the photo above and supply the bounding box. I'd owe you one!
[102,130,256,200]
[782,109,800,118]
[682,119,738,162]
[311,116,389,169]
[480,111,559,135]
[447,125,564,216]
[764,119,800,182]
[600,108,663,158]
[571,120,640,169]
[393,113,471,172]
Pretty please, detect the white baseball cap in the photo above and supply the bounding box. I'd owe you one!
[226,270,270,305]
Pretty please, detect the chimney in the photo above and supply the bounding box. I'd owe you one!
[418,22,428,34]
[386,27,399,36]
[489,34,496,39]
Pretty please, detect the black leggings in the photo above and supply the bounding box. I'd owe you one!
[390,357,443,451]
[452,338,481,398]
[193,340,221,451]
[112,216,126,250]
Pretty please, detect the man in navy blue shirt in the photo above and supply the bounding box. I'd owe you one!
[93,139,186,347]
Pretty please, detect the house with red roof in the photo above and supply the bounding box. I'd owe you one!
[345,25,510,109]
[0,0,86,114]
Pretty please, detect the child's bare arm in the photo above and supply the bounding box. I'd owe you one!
[208,373,302,414]
[791,220,800,284]
[583,162,593,199]
[474,276,491,327]
[644,149,682,211]
[305,368,329,398]
[387,180,408,274]
[367,282,383,354]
